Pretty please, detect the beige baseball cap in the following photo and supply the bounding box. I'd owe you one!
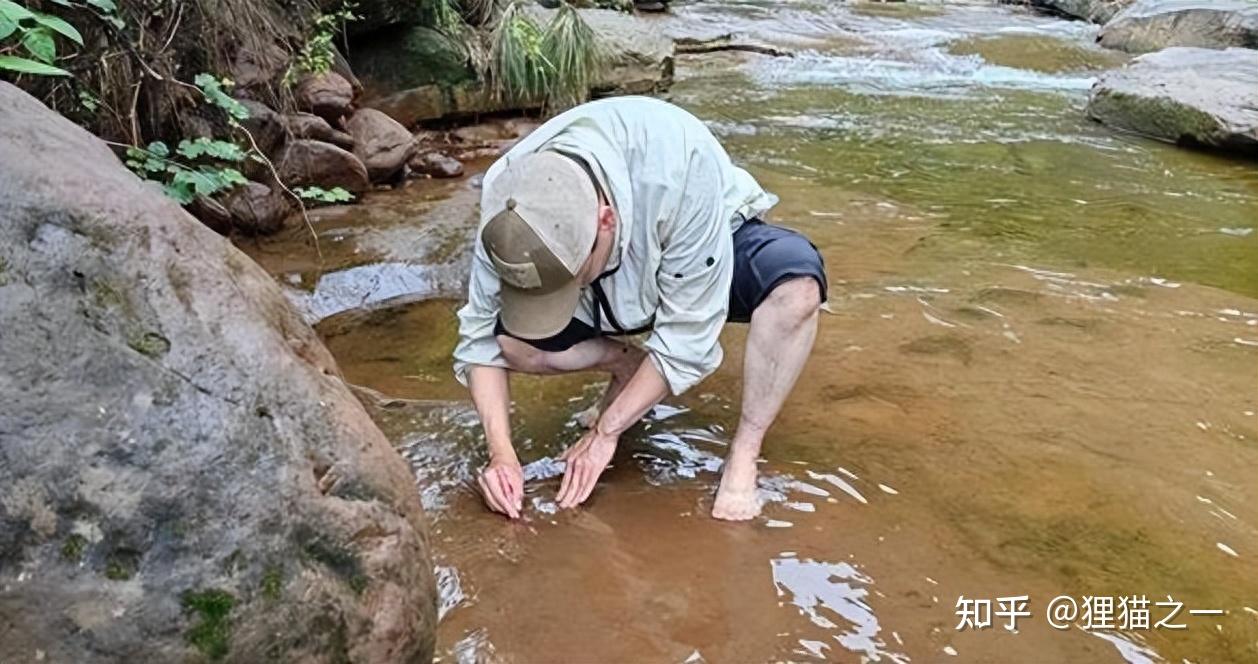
[481,151,599,339]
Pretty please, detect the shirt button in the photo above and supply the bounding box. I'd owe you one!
[706,256,715,267]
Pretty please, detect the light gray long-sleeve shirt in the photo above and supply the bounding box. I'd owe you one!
[452,96,778,395]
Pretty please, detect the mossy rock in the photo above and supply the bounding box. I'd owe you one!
[1087,47,1258,155]
[349,25,476,97]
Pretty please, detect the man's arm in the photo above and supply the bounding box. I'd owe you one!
[555,354,669,508]
[557,151,733,507]
[467,365,523,518]
[454,219,525,517]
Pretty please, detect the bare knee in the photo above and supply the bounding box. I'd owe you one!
[762,277,821,328]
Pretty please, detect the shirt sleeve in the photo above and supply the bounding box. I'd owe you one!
[452,222,509,386]
[642,152,734,396]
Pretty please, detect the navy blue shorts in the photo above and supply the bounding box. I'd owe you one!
[496,219,827,352]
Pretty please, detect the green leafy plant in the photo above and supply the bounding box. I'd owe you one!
[541,3,605,107]
[194,73,249,121]
[284,4,358,85]
[488,1,550,103]
[125,140,248,205]
[295,186,355,204]
[122,74,259,205]
[487,2,605,108]
[0,0,83,77]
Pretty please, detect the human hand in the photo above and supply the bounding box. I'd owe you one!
[556,427,618,509]
[477,454,524,519]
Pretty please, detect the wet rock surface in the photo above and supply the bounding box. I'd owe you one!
[276,139,371,194]
[0,82,437,663]
[1088,47,1258,154]
[348,108,418,183]
[222,181,296,235]
[410,150,465,179]
[1099,0,1258,53]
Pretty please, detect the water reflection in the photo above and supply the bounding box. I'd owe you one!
[771,555,908,663]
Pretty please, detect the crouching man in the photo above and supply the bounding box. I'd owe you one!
[452,96,826,521]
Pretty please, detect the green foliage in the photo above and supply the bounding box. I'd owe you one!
[260,565,283,600]
[178,136,247,162]
[488,1,550,103]
[0,0,84,77]
[194,74,249,121]
[181,589,235,661]
[295,186,355,204]
[488,2,605,107]
[425,0,468,32]
[122,73,261,206]
[126,138,247,205]
[285,4,358,85]
[541,3,605,107]
[61,534,87,562]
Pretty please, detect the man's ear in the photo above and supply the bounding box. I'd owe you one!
[597,204,616,232]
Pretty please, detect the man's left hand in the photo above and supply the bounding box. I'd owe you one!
[556,427,618,508]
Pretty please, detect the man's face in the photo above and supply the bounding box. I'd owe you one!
[574,199,617,285]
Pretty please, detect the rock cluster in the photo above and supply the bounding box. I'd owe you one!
[1062,0,1258,158]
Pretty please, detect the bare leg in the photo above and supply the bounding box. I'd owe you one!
[712,278,821,521]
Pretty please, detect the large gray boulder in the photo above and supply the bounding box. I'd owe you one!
[0,82,437,662]
[1099,0,1258,53]
[1087,47,1258,154]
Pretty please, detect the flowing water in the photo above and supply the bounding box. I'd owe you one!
[239,1,1258,661]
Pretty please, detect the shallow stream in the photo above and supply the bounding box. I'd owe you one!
[239,1,1258,661]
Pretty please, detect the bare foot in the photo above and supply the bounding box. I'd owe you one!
[712,454,761,521]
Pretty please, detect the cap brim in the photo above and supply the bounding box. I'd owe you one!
[499,279,582,340]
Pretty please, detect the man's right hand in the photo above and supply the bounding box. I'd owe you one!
[477,454,524,519]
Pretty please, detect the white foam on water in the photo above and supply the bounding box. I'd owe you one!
[435,565,467,621]
[808,470,869,504]
[1089,630,1163,664]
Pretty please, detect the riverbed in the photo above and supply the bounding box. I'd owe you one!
[237,1,1258,661]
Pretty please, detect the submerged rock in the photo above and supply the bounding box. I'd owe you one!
[0,82,436,662]
[1099,0,1258,53]
[276,139,371,194]
[410,150,465,179]
[347,108,418,183]
[1088,47,1258,154]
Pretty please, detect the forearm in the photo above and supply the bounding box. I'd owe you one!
[595,355,670,437]
[467,365,516,462]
